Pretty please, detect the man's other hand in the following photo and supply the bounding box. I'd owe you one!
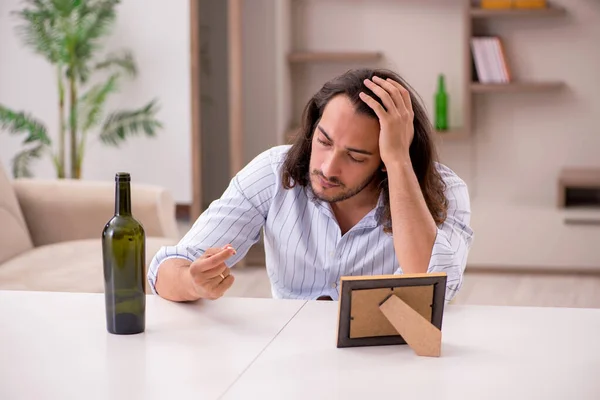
[188,245,236,300]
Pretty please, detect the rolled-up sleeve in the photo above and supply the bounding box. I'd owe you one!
[147,148,278,294]
[426,166,474,302]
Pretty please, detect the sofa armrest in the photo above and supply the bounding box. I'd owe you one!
[12,178,180,247]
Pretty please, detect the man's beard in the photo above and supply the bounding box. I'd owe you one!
[309,169,378,203]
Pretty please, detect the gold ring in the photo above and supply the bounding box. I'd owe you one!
[219,273,226,280]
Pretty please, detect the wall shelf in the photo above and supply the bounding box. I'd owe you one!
[471,81,565,93]
[288,51,383,63]
[280,1,568,146]
[467,0,567,142]
[470,4,566,18]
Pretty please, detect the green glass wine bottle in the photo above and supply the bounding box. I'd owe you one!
[102,172,146,335]
[435,74,448,131]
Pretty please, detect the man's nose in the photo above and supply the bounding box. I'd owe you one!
[322,153,342,179]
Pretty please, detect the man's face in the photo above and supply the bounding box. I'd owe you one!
[308,94,382,203]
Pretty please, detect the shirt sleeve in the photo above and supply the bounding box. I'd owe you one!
[425,165,474,303]
[147,148,278,294]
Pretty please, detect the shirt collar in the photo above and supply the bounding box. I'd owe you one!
[304,185,385,228]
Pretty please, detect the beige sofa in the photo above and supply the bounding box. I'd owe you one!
[0,164,179,293]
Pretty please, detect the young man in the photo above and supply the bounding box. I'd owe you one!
[148,68,474,303]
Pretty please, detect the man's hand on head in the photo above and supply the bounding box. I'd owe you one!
[359,76,415,165]
[187,245,236,300]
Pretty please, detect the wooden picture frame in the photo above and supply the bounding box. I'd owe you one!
[336,272,447,356]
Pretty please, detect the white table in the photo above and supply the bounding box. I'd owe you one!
[223,301,600,400]
[0,290,305,400]
[1,291,600,400]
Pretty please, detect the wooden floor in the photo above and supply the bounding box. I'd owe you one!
[178,222,600,308]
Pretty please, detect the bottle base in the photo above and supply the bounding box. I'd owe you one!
[107,312,145,335]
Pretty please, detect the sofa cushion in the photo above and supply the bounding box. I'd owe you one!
[12,178,180,246]
[0,236,176,294]
[0,163,33,264]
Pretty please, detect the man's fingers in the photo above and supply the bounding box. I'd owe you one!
[386,78,413,117]
[192,264,230,284]
[204,244,235,258]
[191,247,236,272]
[363,78,395,113]
[372,76,406,113]
[217,274,235,292]
[203,248,222,257]
[359,92,386,120]
[204,274,235,300]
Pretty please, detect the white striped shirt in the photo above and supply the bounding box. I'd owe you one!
[148,145,474,302]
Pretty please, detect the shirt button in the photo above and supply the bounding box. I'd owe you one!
[331,282,337,289]
[329,251,335,257]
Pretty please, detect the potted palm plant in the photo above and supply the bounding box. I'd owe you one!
[0,0,162,179]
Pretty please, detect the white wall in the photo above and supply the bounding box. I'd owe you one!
[3,0,597,268]
[446,0,600,269]
[287,0,465,131]
[0,0,192,203]
[270,0,600,270]
[441,0,600,207]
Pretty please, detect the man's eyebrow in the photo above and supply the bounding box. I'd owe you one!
[317,125,374,156]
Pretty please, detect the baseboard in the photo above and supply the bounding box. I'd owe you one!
[466,265,600,276]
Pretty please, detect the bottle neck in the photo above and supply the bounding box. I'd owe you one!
[438,75,445,92]
[115,181,132,216]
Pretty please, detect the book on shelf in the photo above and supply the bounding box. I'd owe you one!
[479,0,547,9]
[471,36,511,84]
[480,0,513,9]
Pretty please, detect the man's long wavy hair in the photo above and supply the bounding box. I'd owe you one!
[281,68,448,234]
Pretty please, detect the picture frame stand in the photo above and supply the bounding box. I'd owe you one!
[336,272,447,358]
[379,294,442,357]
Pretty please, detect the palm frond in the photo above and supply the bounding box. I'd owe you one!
[73,1,118,56]
[12,143,46,178]
[60,0,119,82]
[50,0,79,17]
[79,1,119,42]
[99,99,162,147]
[0,105,51,145]
[79,73,119,132]
[94,50,136,77]
[12,1,64,63]
[75,72,119,168]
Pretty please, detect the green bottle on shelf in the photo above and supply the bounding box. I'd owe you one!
[435,74,448,131]
[102,172,146,335]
